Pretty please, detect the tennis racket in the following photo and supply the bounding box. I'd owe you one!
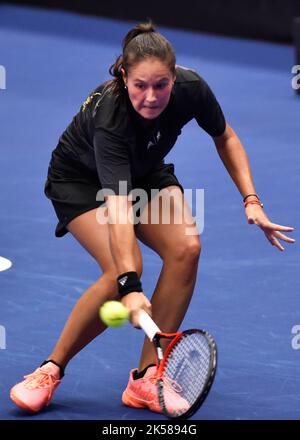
[138,310,217,419]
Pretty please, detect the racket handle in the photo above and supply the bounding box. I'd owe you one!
[138,310,161,341]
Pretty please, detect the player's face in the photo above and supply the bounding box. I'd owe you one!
[123,58,175,120]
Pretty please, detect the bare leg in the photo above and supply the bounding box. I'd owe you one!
[47,274,116,367]
[135,186,201,371]
[47,207,142,368]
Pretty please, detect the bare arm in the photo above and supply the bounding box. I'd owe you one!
[106,195,151,325]
[106,195,138,273]
[213,123,295,251]
[213,123,257,198]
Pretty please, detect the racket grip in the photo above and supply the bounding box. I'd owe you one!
[138,310,161,341]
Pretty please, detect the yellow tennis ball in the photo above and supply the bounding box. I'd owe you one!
[99,301,129,328]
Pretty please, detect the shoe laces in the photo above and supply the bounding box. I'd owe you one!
[23,368,58,390]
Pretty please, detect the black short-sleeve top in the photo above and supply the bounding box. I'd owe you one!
[53,66,226,194]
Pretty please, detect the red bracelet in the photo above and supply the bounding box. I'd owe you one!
[243,194,259,202]
[244,200,264,208]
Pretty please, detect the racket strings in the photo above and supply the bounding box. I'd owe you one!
[162,332,213,412]
[162,376,182,393]
[142,373,182,395]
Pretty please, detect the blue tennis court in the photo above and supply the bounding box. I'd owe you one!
[0,4,299,420]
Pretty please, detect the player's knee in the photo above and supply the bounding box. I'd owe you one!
[165,238,201,265]
[101,270,118,285]
[100,264,143,287]
[182,238,201,263]
[92,273,117,296]
[191,238,201,258]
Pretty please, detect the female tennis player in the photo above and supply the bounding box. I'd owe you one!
[10,22,295,414]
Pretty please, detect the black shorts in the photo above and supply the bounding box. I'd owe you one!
[44,162,184,237]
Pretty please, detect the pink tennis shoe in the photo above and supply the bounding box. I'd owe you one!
[11,362,189,415]
[122,366,189,414]
[10,362,61,413]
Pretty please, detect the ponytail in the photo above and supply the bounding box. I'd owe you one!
[121,21,156,51]
[109,21,176,95]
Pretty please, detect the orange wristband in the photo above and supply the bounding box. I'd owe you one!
[244,200,264,208]
[243,194,259,203]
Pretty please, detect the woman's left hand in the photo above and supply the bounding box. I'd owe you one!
[245,204,295,251]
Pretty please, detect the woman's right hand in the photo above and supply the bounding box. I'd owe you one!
[121,291,152,328]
